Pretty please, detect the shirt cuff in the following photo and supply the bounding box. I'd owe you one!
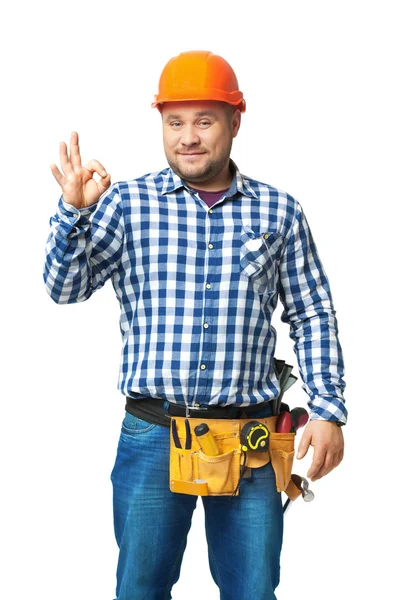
[308,395,348,426]
[55,196,98,237]
[59,196,98,219]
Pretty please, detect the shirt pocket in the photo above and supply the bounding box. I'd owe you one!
[239,224,282,295]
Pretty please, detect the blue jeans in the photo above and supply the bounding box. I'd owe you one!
[110,411,284,600]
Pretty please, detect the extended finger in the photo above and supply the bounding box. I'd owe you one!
[59,141,73,176]
[50,163,65,186]
[70,131,82,171]
[310,451,340,481]
[83,159,108,178]
[307,448,326,481]
[297,428,312,460]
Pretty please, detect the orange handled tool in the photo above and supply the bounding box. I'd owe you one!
[194,423,220,456]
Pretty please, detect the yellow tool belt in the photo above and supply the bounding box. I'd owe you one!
[169,415,301,500]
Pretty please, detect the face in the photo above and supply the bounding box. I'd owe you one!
[161,100,241,188]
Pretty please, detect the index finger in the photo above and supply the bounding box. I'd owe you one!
[70,131,82,170]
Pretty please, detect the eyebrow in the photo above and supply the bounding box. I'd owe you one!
[165,111,217,121]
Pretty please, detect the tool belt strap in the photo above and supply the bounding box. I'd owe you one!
[125,396,272,427]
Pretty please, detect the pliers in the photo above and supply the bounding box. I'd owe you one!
[171,418,192,449]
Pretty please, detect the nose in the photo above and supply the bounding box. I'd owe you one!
[180,125,200,147]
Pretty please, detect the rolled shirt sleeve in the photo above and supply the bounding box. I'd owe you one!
[278,201,347,425]
[43,184,124,304]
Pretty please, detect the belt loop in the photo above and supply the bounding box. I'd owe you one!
[185,405,190,418]
[163,400,171,415]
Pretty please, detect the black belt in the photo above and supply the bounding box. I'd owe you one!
[125,396,273,428]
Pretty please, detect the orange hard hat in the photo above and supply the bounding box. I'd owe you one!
[152,50,246,113]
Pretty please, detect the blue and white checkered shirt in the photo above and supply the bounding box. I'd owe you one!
[44,161,347,424]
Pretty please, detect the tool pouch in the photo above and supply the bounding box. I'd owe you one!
[170,415,296,497]
[170,416,243,496]
[268,432,296,492]
[285,475,304,502]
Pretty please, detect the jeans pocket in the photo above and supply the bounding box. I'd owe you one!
[121,411,156,437]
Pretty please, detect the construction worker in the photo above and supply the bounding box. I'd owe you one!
[44,51,347,600]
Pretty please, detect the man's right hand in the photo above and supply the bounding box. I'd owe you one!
[50,131,111,209]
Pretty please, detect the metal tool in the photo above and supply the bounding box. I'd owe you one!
[171,418,191,449]
[295,475,315,502]
[283,475,315,515]
[184,418,191,449]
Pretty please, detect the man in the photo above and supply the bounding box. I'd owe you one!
[44,50,347,600]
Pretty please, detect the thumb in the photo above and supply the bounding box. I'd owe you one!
[297,428,312,460]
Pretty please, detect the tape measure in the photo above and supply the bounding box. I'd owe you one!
[240,421,270,452]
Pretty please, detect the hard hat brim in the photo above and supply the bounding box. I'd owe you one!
[152,93,246,113]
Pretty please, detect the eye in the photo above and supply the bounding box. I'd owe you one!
[199,120,211,127]
[170,122,182,128]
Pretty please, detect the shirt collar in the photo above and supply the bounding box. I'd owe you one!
[161,159,258,199]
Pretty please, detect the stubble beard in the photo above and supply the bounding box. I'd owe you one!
[166,144,232,186]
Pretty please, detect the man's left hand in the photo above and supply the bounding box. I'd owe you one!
[296,420,344,481]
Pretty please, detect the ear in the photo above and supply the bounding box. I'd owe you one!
[232,109,241,138]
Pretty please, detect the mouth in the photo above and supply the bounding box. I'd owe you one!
[178,152,207,156]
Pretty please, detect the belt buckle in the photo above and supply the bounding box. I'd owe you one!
[186,404,203,418]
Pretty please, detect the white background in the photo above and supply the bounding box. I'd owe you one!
[1,1,399,598]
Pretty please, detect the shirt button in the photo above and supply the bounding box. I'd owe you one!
[263,233,269,239]
[209,209,213,214]
[203,323,209,329]
[200,364,206,370]
[206,283,211,289]
[208,243,213,249]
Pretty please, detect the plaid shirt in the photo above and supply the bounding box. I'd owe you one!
[44,161,347,424]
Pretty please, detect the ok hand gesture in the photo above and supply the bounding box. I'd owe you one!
[50,131,111,209]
